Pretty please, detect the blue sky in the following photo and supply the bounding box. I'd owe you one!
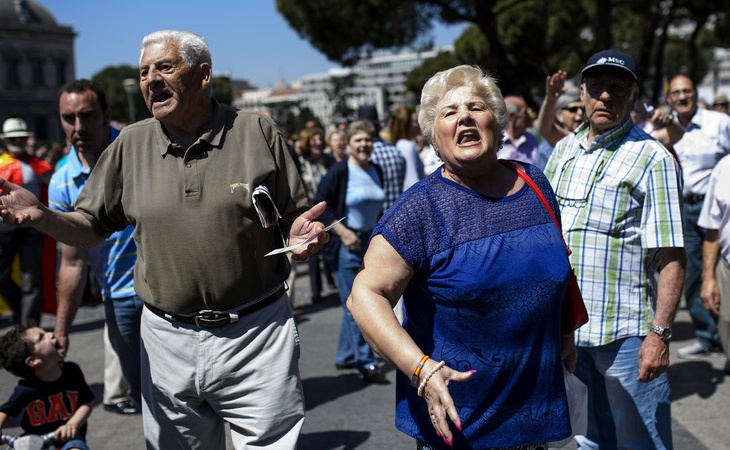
[41,1,466,89]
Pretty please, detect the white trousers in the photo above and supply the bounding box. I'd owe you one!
[102,323,129,404]
[140,295,305,450]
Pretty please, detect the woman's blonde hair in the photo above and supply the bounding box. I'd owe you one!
[418,65,508,145]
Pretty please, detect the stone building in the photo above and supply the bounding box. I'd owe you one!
[0,0,75,143]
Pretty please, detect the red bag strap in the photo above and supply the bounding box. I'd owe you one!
[501,160,571,255]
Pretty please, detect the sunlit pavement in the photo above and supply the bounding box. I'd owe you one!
[1,262,728,449]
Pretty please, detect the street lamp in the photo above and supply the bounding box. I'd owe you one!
[122,78,138,124]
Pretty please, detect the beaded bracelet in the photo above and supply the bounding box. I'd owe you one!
[410,355,430,388]
[417,360,446,397]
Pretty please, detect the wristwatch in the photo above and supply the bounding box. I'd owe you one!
[650,324,672,342]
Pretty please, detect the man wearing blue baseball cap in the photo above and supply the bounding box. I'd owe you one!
[545,50,686,449]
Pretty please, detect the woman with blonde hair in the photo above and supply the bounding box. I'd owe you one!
[348,65,573,449]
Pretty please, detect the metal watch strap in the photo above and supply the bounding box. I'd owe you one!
[650,324,672,342]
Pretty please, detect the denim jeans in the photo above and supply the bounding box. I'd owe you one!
[417,439,547,449]
[61,439,90,450]
[574,337,672,450]
[104,294,144,405]
[683,201,721,348]
[333,243,377,372]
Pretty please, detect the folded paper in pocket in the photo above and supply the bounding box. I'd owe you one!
[252,184,281,228]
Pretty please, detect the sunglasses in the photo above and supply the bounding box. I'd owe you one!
[563,106,582,113]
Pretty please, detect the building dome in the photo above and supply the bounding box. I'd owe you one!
[0,0,57,27]
[0,0,73,143]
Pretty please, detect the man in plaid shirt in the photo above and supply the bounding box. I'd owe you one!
[544,50,686,450]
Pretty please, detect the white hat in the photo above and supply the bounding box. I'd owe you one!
[1,118,34,139]
[713,92,729,106]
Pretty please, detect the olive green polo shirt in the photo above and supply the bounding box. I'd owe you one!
[75,101,308,313]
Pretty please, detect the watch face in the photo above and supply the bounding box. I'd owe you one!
[652,325,671,341]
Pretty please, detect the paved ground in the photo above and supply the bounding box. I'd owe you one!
[1,261,729,449]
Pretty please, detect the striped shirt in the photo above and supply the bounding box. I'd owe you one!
[48,127,137,300]
[544,118,684,347]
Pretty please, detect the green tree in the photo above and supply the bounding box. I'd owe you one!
[212,76,233,106]
[405,50,460,103]
[276,0,435,66]
[267,102,322,136]
[668,0,729,81]
[278,0,730,105]
[93,65,234,124]
[327,72,357,122]
[277,0,591,96]
[91,65,150,125]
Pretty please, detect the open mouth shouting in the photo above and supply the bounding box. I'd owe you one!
[150,90,173,108]
[457,129,481,146]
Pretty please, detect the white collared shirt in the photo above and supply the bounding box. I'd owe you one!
[699,154,730,264]
[673,108,730,196]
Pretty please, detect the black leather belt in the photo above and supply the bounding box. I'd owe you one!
[145,286,286,329]
[684,194,705,205]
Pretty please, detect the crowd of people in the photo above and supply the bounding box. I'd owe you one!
[1,28,730,450]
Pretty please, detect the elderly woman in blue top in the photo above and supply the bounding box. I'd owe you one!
[347,65,574,450]
[312,120,386,381]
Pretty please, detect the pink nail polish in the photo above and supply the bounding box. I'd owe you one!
[467,370,477,374]
[435,430,441,437]
[443,438,453,446]
[454,423,462,431]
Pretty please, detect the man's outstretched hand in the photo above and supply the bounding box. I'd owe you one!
[289,201,330,261]
[0,177,43,226]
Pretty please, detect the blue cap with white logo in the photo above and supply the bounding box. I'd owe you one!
[581,49,637,81]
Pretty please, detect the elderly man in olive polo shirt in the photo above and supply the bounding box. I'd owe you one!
[0,30,329,450]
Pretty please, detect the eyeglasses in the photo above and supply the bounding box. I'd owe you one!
[563,106,582,113]
[584,79,632,97]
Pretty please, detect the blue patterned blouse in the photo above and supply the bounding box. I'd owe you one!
[373,163,572,448]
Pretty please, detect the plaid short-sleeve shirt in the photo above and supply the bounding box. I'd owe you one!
[544,118,684,346]
[370,138,406,211]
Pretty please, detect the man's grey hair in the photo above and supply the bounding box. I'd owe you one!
[140,30,212,68]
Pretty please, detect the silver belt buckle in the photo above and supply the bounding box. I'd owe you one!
[194,310,229,328]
